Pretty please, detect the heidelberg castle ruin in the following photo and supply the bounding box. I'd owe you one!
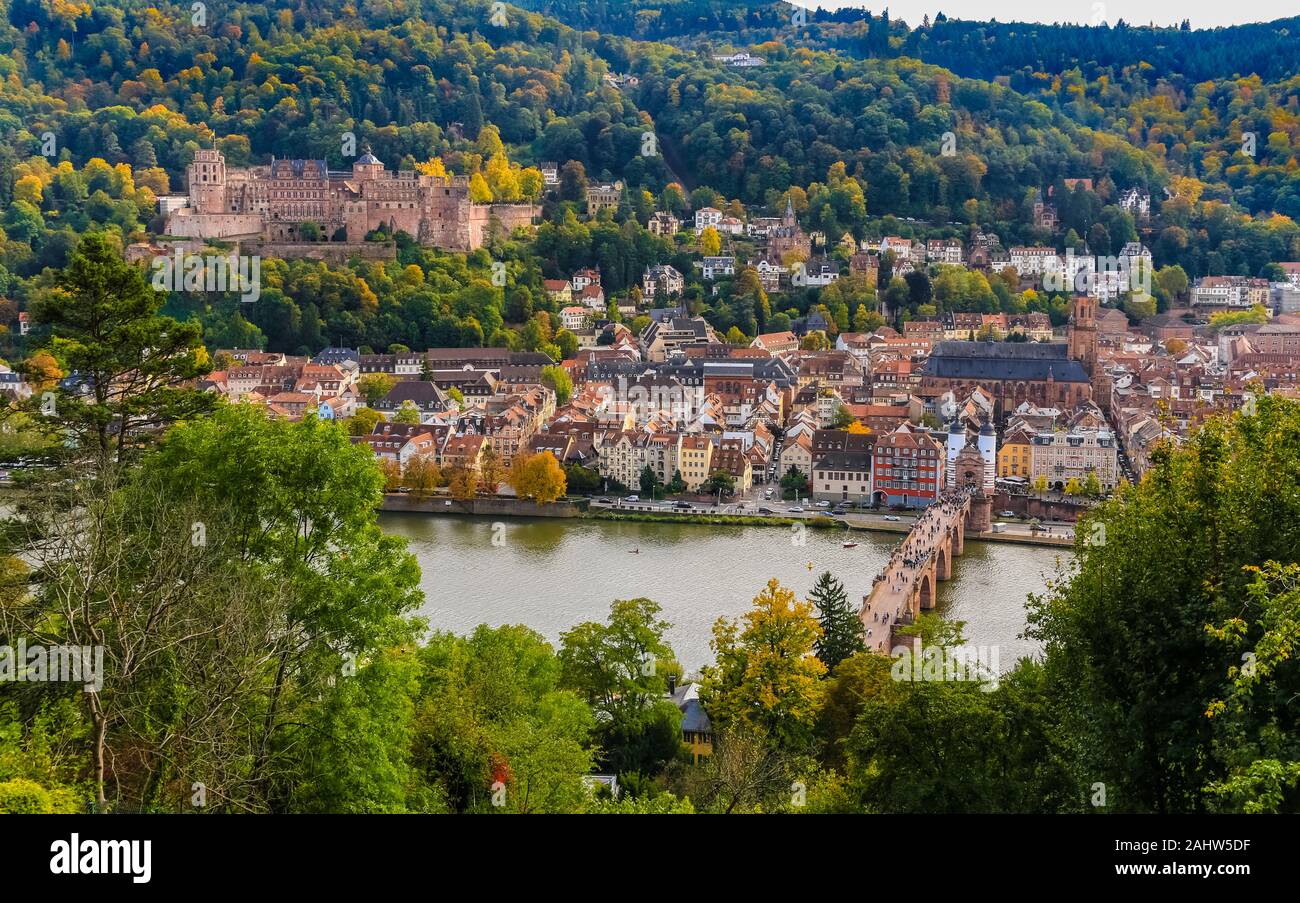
[165,149,540,252]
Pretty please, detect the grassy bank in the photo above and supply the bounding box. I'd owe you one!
[587,509,843,529]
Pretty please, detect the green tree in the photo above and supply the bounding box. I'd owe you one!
[563,464,601,494]
[809,571,865,672]
[410,624,596,813]
[347,408,384,436]
[639,464,661,499]
[1027,395,1300,813]
[2,405,422,811]
[358,373,397,406]
[558,599,683,775]
[703,470,736,497]
[780,465,808,501]
[540,364,572,406]
[843,661,1076,813]
[31,232,212,474]
[1082,471,1102,498]
[393,401,422,425]
[831,402,854,429]
[1205,562,1300,812]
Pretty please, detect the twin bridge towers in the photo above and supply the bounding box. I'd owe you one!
[859,489,992,654]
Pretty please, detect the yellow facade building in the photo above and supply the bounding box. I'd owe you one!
[997,428,1032,480]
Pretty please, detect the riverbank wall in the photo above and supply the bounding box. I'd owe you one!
[380,494,582,518]
[379,494,1074,547]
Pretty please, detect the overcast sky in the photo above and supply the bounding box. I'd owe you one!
[807,1,1295,29]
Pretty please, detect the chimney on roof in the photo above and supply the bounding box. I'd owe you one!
[667,674,677,696]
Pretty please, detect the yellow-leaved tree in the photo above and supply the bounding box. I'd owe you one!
[699,225,722,257]
[484,153,521,202]
[415,157,448,178]
[700,578,826,751]
[402,452,442,499]
[508,451,567,504]
[468,172,494,204]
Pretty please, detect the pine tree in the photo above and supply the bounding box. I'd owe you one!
[810,571,864,672]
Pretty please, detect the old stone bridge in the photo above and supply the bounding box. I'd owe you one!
[858,489,992,654]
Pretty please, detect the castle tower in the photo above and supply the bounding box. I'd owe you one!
[1068,294,1098,376]
[352,146,385,181]
[188,148,227,214]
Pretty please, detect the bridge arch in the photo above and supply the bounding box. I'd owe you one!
[918,572,933,610]
[936,545,950,581]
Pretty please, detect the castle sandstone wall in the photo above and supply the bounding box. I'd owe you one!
[165,212,264,241]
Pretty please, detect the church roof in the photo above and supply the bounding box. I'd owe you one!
[922,341,1091,383]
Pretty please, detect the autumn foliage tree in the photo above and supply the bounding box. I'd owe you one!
[402,453,442,498]
[701,578,826,752]
[446,466,478,500]
[508,451,567,504]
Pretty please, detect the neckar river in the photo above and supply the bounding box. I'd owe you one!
[379,513,1074,672]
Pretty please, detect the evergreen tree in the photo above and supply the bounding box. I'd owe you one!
[29,232,212,475]
[639,464,660,498]
[810,571,865,671]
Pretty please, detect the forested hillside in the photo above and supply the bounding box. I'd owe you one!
[0,0,1296,357]
[527,2,1300,219]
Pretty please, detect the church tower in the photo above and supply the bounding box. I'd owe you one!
[1068,294,1098,376]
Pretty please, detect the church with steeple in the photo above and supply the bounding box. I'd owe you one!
[919,294,1099,418]
[1067,292,1099,378]
[766,196,812,260]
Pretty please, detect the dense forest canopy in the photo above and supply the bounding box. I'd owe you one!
[525,3,1300,218]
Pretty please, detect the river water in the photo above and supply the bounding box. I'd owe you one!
[379,513,1074,673]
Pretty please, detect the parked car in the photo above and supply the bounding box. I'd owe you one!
[815,500,830,508]
[999,510,1015,518]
